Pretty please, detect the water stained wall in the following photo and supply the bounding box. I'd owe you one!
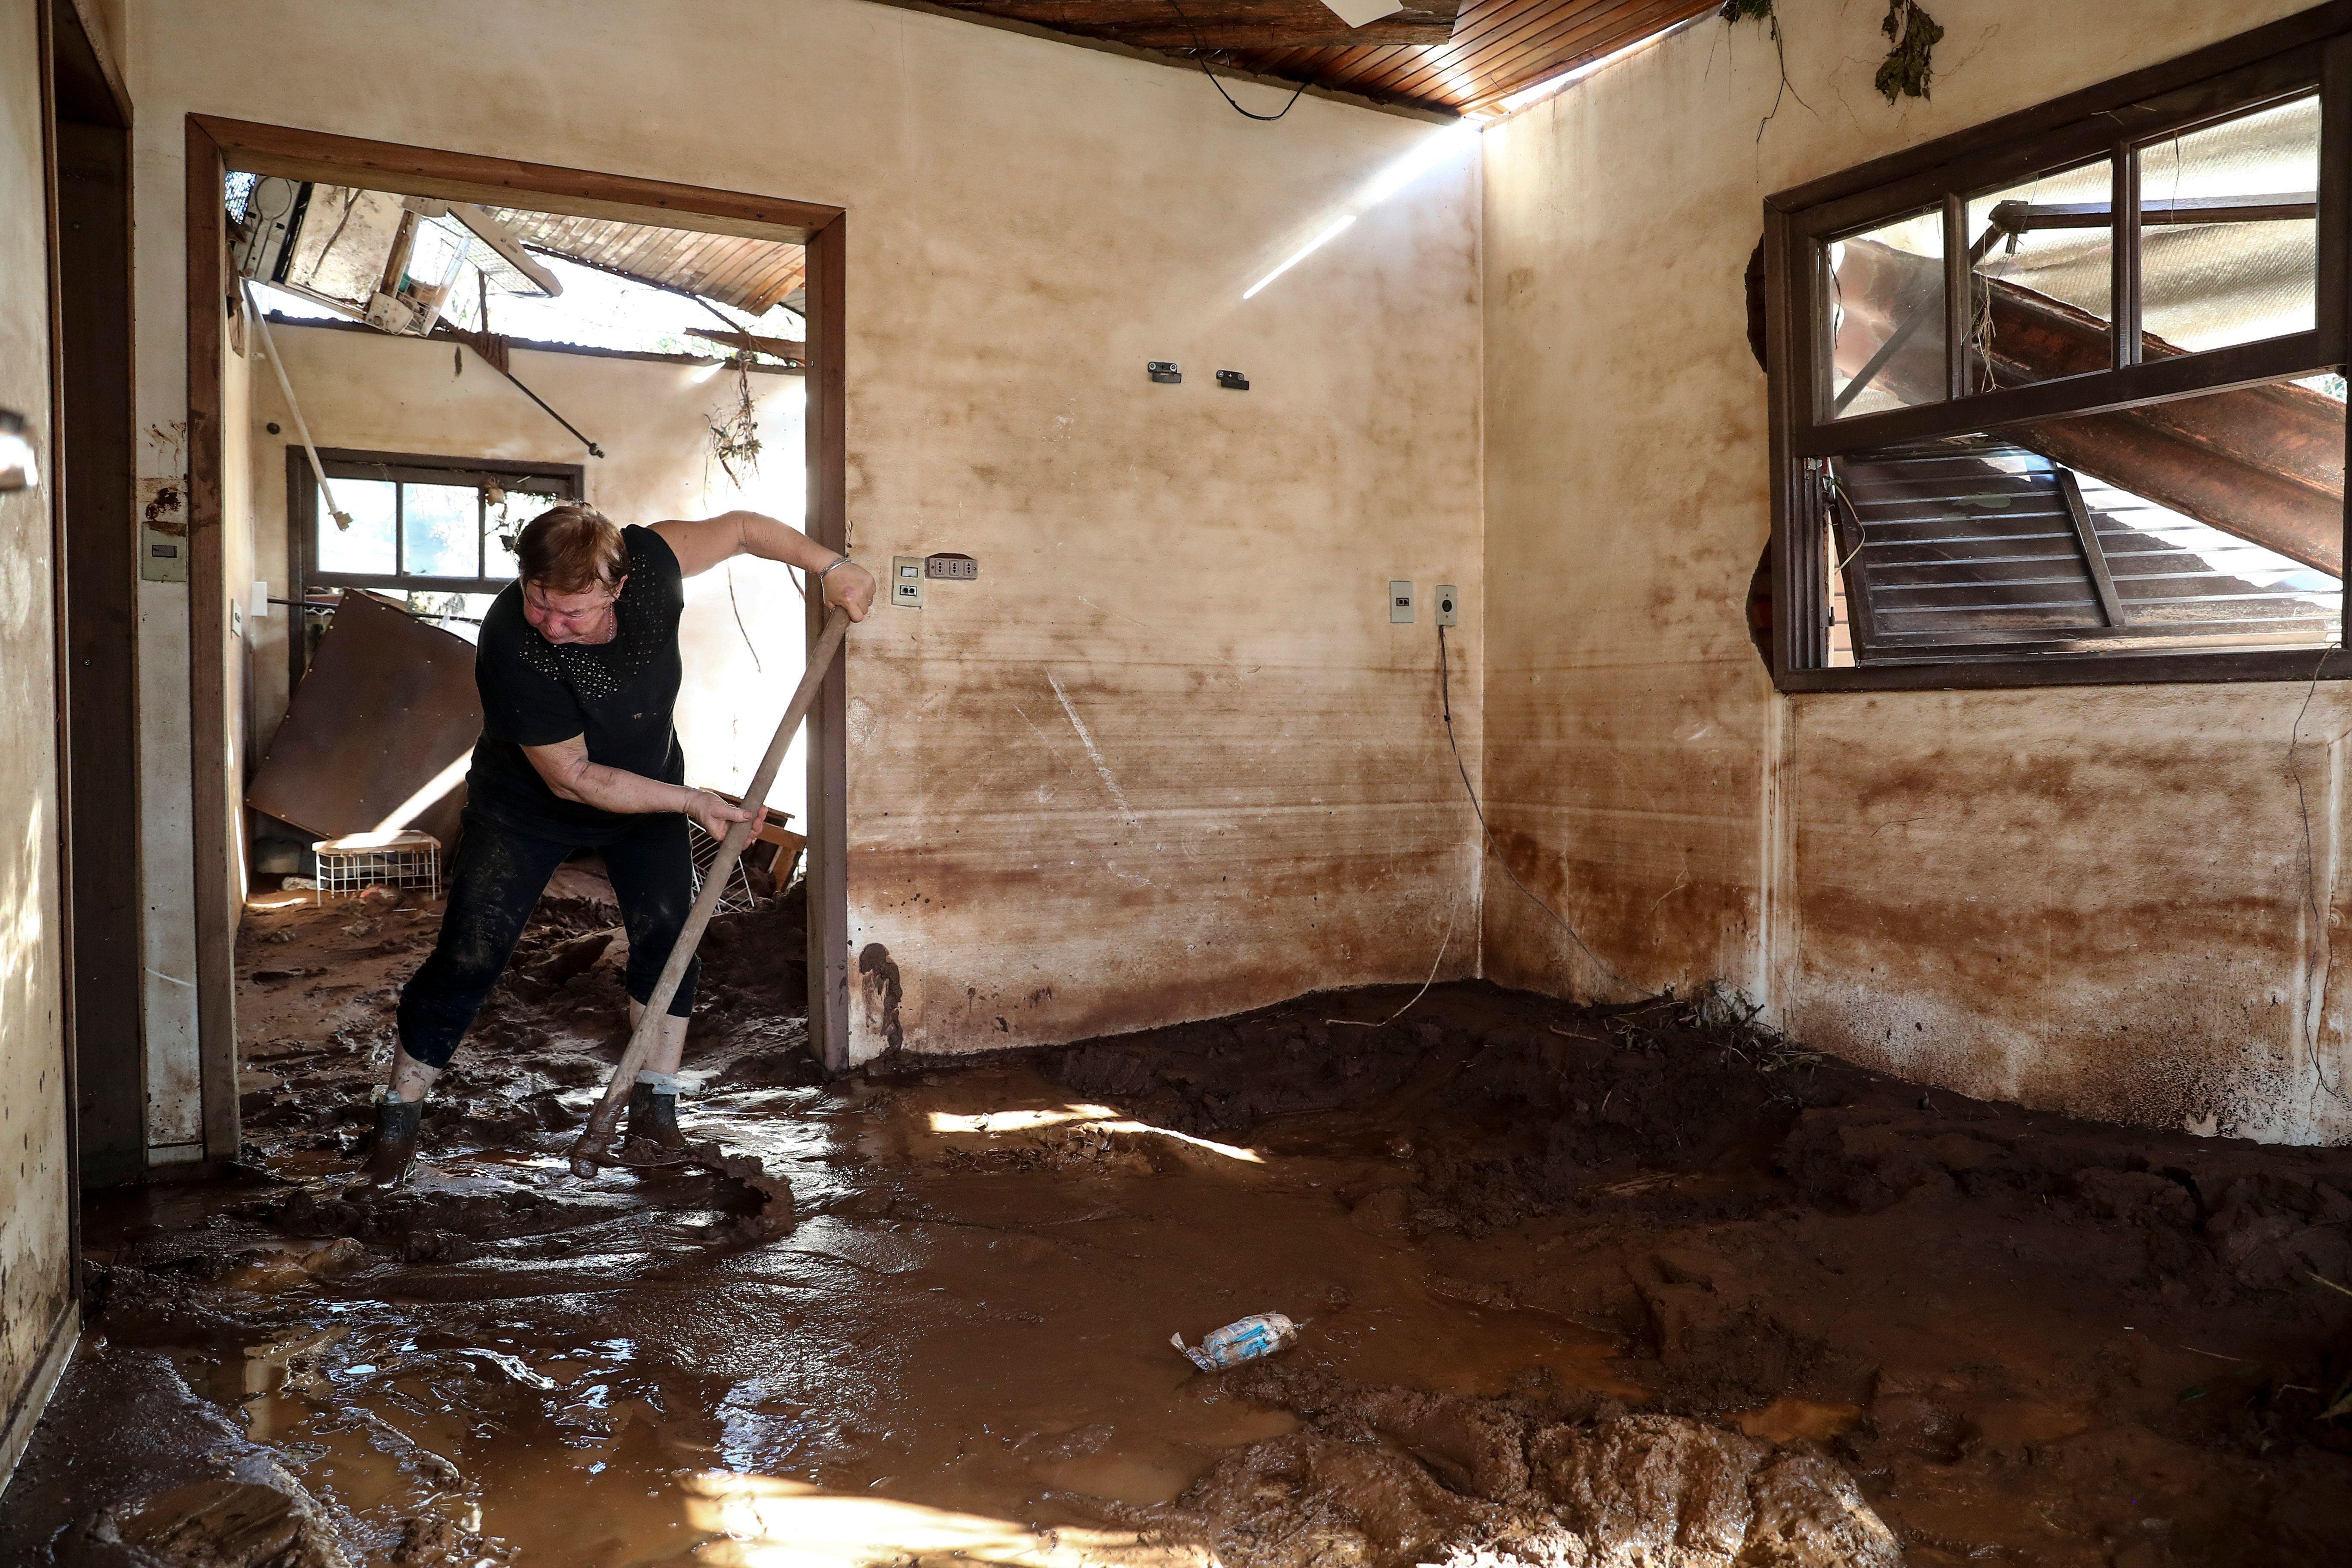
[0,0,77,1478]
[129,0,1485,1072]
[1480,0,2352,1143]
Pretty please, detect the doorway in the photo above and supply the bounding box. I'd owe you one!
[182,120,853,1161]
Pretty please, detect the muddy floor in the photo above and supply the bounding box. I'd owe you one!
[6,869,2352,1567]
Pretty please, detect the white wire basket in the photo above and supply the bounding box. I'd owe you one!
[309,830,442,904]
[687,820,760,916]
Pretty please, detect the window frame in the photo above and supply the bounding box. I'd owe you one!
[1764,4,2352,691]
[292,446,583,599]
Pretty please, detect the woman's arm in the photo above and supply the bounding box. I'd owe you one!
[522,734,755,838]
[651,510,877,620]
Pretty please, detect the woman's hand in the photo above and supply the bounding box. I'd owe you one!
[683,787,757,839]
[822,559,879,622]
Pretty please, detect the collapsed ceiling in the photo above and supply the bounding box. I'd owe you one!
[478,210,808,316]
[240,180,807,331]
[913,0,1719,114]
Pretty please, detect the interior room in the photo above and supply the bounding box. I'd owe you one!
[4,1,2352,1564]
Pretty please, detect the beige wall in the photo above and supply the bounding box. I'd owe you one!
[247,324,810,817]
[1481,0,2352,1143]
[0,0,77,1479]
[128,0,1485,1068]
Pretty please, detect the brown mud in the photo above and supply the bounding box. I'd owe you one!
[4,871,2351,1566]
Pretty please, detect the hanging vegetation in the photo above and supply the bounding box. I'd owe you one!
[708,353,762,486]
[1724,0,1946,128]
[1876,0,1945,103]
[1718,0,1809,142]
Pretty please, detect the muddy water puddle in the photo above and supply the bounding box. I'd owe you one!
[86,1053,1637,1564]
[16,891,2352,1567]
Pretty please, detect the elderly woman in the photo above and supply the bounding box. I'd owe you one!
[360,503,876,1188]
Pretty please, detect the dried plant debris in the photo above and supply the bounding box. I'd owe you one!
[708,353,762,485]
[1718,0,1810,141]
[1876,0,1944,103]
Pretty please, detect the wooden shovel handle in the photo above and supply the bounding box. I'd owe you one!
[569,606,851,1174]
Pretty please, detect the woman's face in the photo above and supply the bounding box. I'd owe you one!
[522,576,626,643]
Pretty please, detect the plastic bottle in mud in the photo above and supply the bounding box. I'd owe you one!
[1171,1312,1298,1371]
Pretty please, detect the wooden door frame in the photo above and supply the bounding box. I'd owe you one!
[47,0,139,1190]
[183,119,854,1144]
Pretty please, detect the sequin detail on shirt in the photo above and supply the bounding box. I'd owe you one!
[513,536,667,701]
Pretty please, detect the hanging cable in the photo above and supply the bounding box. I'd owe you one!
[1438,621,1622,985]
[1164,0,1312,121]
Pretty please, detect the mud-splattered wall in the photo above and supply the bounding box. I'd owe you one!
[127,0,1483,1071]
[1481,0,2352,1144]
[0,0,77,1482]
[244,324,810,818]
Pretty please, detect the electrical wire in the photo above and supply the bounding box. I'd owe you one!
[2285,645,2348,1106]
[1438,622,1622,985]
[1327,894,1458,1029]
[1164,0,1311,121]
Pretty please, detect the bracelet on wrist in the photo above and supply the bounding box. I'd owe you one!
[815,556,852,585]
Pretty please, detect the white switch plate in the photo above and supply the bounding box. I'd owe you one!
[140,524,188,583]
[1388,579,1415,624]
[891,554,924,609]
[1434,583,1458,627]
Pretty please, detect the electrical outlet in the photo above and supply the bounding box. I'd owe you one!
[925,553,978,581]
[1434,584,1458,627]
[1389,580,1415,625]
[891,555,924,609]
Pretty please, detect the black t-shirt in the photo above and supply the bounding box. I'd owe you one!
[468,525,686,833]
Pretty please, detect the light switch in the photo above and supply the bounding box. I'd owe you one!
[891,555,924,609]
[141,524,188,583]
[1388,579,1415,625]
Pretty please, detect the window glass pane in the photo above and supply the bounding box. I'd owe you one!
[486,489,564,579]
[316,478,395,575]
[1966,157,2113,392]
[1826,378,2342,663]
[1825,209,1945,419]
[404,589,498,643]
[2138,92,2318,354]
[403,482,480,579]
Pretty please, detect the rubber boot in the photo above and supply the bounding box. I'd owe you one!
[358,1094,423,1190]
[625,1081,690,1158]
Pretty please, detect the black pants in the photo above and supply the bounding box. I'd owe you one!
[395,804,701,1069]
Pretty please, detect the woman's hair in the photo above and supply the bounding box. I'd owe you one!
[514,503,628,594]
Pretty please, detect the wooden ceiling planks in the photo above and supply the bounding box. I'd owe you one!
[917,0,1717,113]
[918,0,1461,50]
[485,209,807,314]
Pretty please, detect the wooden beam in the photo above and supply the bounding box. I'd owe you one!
[917,0,1459,49]
[806,214,850,1076]
[185,115,242,1165]
[189,115,842,244]
[686,326,808,363]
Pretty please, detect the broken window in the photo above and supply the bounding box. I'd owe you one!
[291,452,579,677]
[1826,386,2343,663]
[1767,23,2352,688]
